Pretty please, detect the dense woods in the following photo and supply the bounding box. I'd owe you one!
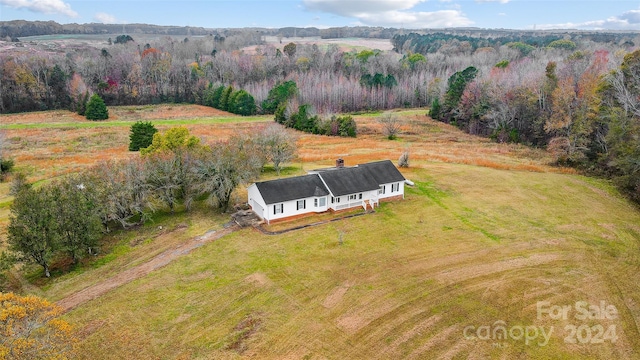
[2,25,640,200]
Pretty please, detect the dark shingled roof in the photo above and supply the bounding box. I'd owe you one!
[255,174,329,205]
[317,166,381,197]
[357,160,406,184]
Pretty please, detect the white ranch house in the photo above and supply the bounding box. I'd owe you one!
[247,159,406,224]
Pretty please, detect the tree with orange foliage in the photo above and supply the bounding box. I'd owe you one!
[0,292,77,359]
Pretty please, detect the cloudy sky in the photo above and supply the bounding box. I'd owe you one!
[1,0,640,30]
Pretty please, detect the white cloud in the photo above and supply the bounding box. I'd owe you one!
[498,12,506,16]
[303,0,426,17]
[0,0,78,17]
[303,0,472,28]
[536,9,640,30]
[475,0,510,3]
[619,9,640,24]
[94,12,117,24]
[359,10,473,28]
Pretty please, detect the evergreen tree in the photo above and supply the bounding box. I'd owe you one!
[204,85,225,109]
[441,66,478,123]
[85,94,109,120]
[219,86,234,111]
[231,90,257,116]
[129,121,158,151]
[227,90,240,114]
[430,97,441,120]
[262,81,297,114]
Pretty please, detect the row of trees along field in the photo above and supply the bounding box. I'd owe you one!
[426,45,640,202]
[2,30,640,199]
[2,30,636,114]
[3,124,297,280]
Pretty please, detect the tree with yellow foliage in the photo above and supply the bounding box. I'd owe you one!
[140,126,202,156]
[0,292,77,359]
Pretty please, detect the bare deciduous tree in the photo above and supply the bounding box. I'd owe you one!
[89,159,153,230]
[193,136,263,212]
[378,112,402,140]
[260,124,297,175]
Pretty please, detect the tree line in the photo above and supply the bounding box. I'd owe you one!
[4,29,635,117]
[429,48,640,202]
[4,124,297,278]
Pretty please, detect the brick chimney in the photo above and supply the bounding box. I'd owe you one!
[336,158,344,168]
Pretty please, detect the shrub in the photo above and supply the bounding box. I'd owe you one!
[275,106,356,138]
[337,115,357,137]
[0,158,14,181]
[398,150,410,168]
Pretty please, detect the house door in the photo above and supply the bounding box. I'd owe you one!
[252,200,264,219]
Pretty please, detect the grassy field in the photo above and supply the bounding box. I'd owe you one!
[64,166,640,359]
[1,105,639,359]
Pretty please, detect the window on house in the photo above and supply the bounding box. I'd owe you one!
[274,204,283,214]
[359,193,363,199]
[331,197,334,204]
[319,197,326,206]
[336,197,341,203]
[392,183,400,192]
[379,185,386,195]
[297,199,306,210]
[349,194,357,200]
[314,198,318,207]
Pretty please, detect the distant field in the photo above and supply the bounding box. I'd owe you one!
[259,35,394,51]
[1,104,639,359]
[14,34,393,53]
[16,33,195,48]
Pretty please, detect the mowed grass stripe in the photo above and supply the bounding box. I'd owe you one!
[60,166,640,359]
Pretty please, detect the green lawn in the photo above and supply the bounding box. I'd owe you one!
[59,163,640,359]
[0,115,272,130]
[2,105,638,358]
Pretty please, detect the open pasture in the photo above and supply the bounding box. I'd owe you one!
[0,104,638,359]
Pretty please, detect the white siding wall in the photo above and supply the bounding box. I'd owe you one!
[313,196,329,213]
[247,185,267,220]
[378,182,405,200]
[264,196,329,223]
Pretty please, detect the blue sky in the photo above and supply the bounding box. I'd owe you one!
[1,0,640,30]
